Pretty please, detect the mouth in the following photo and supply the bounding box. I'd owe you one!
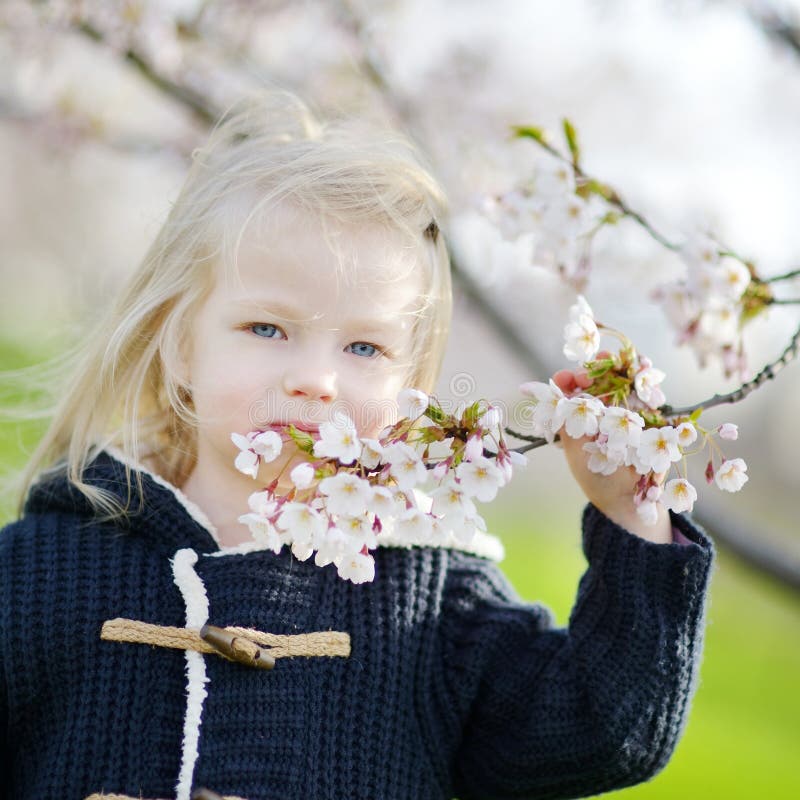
[268,421,321,434]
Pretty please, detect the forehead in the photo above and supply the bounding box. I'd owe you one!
[216,201,425,317]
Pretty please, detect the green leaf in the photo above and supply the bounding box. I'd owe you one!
[689,407,703,422]
[562,118,580,166]
[461,400,482,429]
[511,125,548,145]
[287,424,315,454]
[424,404,447,425]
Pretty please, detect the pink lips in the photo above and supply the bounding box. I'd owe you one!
[268,421,321,434]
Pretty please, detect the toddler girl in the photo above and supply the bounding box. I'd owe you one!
[0,90,714,800]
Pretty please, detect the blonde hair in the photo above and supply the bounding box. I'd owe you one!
[6,89,452,521]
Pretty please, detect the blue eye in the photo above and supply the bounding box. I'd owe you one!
[250,323,286,339]
[346,342,380,358]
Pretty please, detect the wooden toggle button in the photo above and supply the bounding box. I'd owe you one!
[199,623,275,670]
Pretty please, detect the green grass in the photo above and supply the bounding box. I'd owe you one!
[3,339,799,798]
[485,501,800,799]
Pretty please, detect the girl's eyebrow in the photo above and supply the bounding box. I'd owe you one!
[230,296,409,330]
[231,297,314,322]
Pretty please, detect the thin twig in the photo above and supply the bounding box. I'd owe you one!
[517,135,682,252]
[336,0,800,594]
[762,267,800,283]
[660,322,800,417]
[74,20,218,126]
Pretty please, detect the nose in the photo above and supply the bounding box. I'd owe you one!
[282,359,338,403]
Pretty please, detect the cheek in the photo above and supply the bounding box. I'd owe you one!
[191,364,271,433]
[349,370,408,437]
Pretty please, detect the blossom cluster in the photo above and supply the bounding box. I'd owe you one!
[519,296,748,525]
[652,233,770,378]
[230,390,524,584]
[481,125,775,377]
[480,160,606,287]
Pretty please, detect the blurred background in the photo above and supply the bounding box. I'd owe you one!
[1,1,799,797]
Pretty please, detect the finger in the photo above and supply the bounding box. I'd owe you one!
[574,369,593,389]
[552,369,577,394]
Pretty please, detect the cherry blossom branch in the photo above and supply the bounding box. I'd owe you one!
[333,0,800,592]
[511,127,682,252]
[762,268,800,284]
[514,127,800,294]
[745,1,800,60]
[74,20,218,125]
[503,429,550,453]
[660,321,800,417]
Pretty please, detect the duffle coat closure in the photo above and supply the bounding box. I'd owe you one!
[0,449,715,800]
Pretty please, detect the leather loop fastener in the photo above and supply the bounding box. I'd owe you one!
[100,617,351,667]
[200,623,274,670]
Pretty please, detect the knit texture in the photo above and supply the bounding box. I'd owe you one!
[0,450,715,800]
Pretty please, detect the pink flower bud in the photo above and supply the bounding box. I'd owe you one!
[431,461,449,482]
[464,434,484,462]
[646,485,663,502]
[717,423,738,441]
[705,460,715,485]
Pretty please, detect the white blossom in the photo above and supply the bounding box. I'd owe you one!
[464,434,484,462]
[558,395,604,438]
[289,462,315,489]
[662,479,697,513]
[359,438,384,469]
[336,550,376,584]
[569,294,595,322]
[633,367,667,409]
[383,442,428,490]
[455,456,504,502]
[276,502,326,545]
[657,282,699,331]
[714,458,749,492]
[681,233,720,272]
[675,422,698,448]
[519,379,566,442]
[368,485,397,518]
[318,473,372,517]
[636,499,661,526]
[431,478,478,524]
[247,490,277,517]
[637,426,681,473]
[290,540,314,561]
[599,407,645,452]
[249,430,283,462]
[714,260,751,302]
[234,450,259,478]
[509,451,528,467]
[394,507,434,542]
[313,412,361,464]
[481,406,503,440]
[237,513,284,554]
[583,440,624,476]
[397,387,429,420]
[718,423,739,441]
[563,313,600,363]
[337,514,377,550]
[314,527,349,568]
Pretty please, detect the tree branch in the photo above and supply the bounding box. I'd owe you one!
[660,322,800,416]
[74,20,218,126]
[337,0,800,593]
[762,267,800,283]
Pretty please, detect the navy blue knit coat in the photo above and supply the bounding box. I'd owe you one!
[0,450,715,800]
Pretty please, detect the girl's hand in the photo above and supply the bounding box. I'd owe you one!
[553,369,673,544]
